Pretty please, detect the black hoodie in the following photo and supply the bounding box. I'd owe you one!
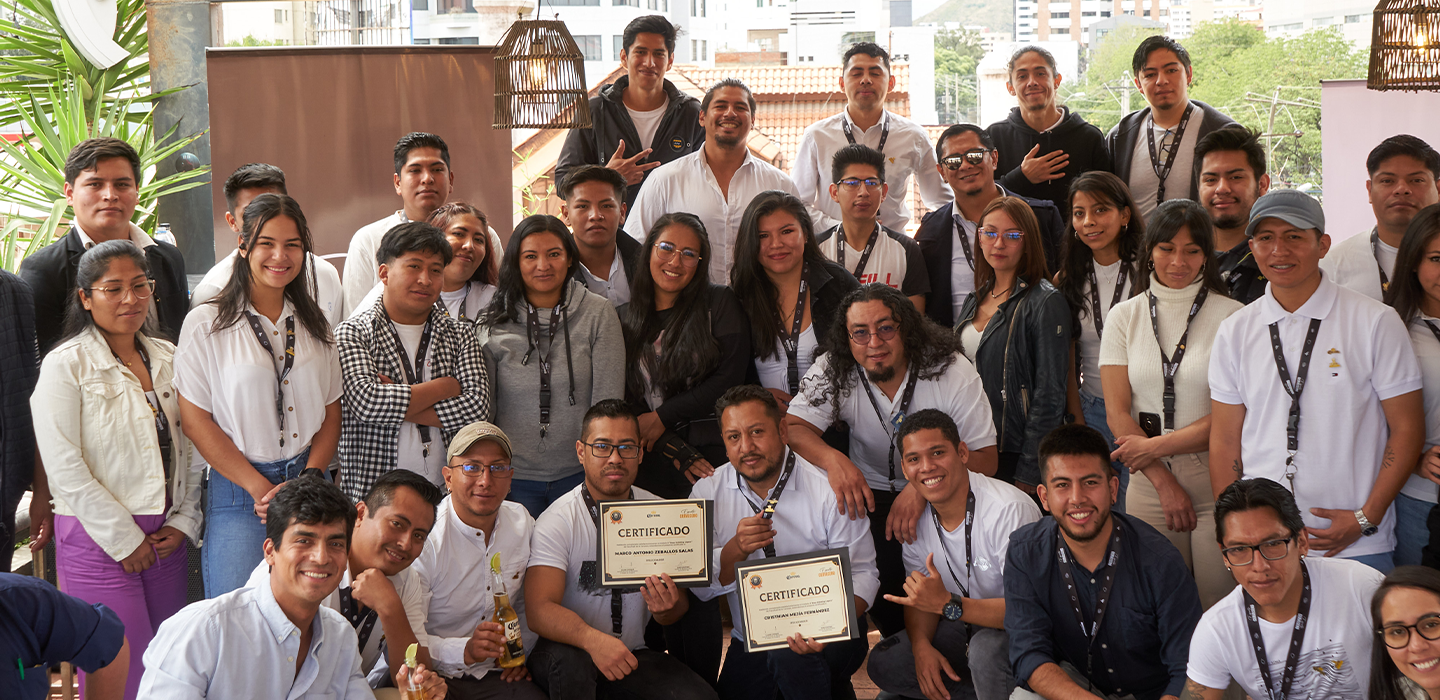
[986,106,1112,205]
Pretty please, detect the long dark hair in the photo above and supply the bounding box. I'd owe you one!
[208,193,331,344]
[1055,172,1144,327]
[480,214,580,325]
[1385,203,1440,325]
[1370,566,1440,700]
[622,213,720,399]
[59,240,158,344]
[1135,199,1229,296]
[813,284,962,415]
[428,202,497,286]
[975,197,1051,292]
[731,190,830,360]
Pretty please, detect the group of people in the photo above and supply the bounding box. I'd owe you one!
[6,13,1440,700]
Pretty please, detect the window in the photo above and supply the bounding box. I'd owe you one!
[614,35,625,61]
[438,36,480,44]
[438,0,475,12]
[1051,11,1068,18]
[1100,10,1111,16]
[692,39,698,59]
[1082,11,1095,16]
[1313,16,1334,25]
[414,38,431,44]
[692,0,706,16]
[549,0,599,5]
[1269,22,1302,31]
[1346,13,1364,22]
[701,39,708,60]
[575,34,602,60]
[412,0,427,9]
[1053,25,1070,33]
[614,0,638,6]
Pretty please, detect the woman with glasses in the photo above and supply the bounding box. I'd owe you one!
[731,190,859,408]
[953,196,1071,488]
[1098,199,1243,608]
[174,194,342,598]
[31,241,201,699]
[478,215,625,518]
[351,202,498,323]
[620,212,751,499]
[1372,566,1440,700]
[1383,204,1440,568]
[1054,171,1144,510]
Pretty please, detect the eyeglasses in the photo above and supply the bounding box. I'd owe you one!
[1380,614,1440,649]
[654,241,702,267]
[835,177,884,190]
[848,323,899,345]
[1220,536,1295,567]
[88,279,155,302]
[980,229,1025,242]
[581,441,641,460]
[941,149,990,170]
[447,461,515,478]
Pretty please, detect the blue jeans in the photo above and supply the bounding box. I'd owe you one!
[508,472,585,519]
[202,449,311,598]
[869,623,1012,700]
[1080,392,1128,514]
[716,629,869,700]
[1395,492,1434,568]
[1348,550,1397,574]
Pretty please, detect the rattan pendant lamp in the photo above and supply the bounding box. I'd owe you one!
[492,10,593,128]
[1369,0,1440,90]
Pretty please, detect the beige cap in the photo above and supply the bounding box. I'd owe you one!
[446,421,513,461]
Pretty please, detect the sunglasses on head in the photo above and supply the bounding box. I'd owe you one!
[941,149,990,170]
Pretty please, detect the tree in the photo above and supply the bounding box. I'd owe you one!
[1059,25,1154,134]
[935,28,985,125]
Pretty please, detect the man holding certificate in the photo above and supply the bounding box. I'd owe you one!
[866,410,1040,700]
[691,385,879,700]
[523,400,718,700]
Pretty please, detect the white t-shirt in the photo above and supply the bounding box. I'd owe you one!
[1078,259,1135,399]
[627,99,668,151]
[1403,315,1440,503]
[192,250,348,327]
[1128,104,1201,218]
[788,351,998,491]
[390,320,445,485]
[958,322,982,363]
[528,484,660,652]
[1209,274,1422,557]
[902,475,1040,601]
[1319,229,1392,303]
[350,282,496,325]
[820,225,914,292]
[173,301,343,465]
[950,215,978,320]
[1187,557,1382,700]
[755,326,819,395]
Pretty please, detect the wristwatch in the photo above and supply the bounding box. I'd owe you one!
[1355,509,1379,537]
[941,594,964,622]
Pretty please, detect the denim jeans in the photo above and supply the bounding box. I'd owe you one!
[527,637,718,700]
[1347,550,1396,574]
[508,472,585,520]
[868,622,1012,700]
[716,631,870,700]
[1080,392,1128,514]
[201,449,311,598]
[1395,492,1435,568]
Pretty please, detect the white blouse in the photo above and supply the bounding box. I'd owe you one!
[755,325,819,394]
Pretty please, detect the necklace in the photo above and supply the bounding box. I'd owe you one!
[989,285,1012,299]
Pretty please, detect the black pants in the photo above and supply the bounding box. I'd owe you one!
[443,672,548,700]
[867,488,906,639]
[527,637,719,700]
[715,626,869,700]
[1422,503,1440,570]
[643,591,722,686]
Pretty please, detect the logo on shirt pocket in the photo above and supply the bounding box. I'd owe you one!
[671,137,685,151]
[1327,347,1342,377]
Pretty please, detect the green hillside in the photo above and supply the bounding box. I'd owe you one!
[916,0,1014,35]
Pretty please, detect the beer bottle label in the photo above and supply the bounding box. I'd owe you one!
[504,618,523,655]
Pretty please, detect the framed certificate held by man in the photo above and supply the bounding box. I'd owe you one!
[598,499,713,588]
[734,549,860,653]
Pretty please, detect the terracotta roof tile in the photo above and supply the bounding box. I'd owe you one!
[674,63,911,97]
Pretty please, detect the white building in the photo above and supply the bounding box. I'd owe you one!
[976,39,1079,127]
[1264,0,1371,45]
[218,2,313,45]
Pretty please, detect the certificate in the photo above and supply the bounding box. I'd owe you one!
[598,499,713,589]
[734,549,860,653]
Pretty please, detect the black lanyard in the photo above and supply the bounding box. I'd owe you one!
[1147,286,1208,432]
[779,264,810,395]
[837,224,881,280]
[1425,319,1440,346]
[1267,317,1323,491]
[438,281,472,322]
[858,365,920,489]
[952,216,976,272]
[843,114,889,153]
[522,294,576,439]
[338,584,381,653]
[381,308,436,458]
[243,312,298,448]
[737,450,799,558]
[581,487,632,636]
[1086,263,1130,338]
[1244,561,1311,700]
[931,490,976,599]
[1145,104,1194,205]
[115,341,172,476]
[1056,527,1120,678]
[1372,230,1391,293]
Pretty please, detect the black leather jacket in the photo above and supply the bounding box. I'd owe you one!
[955,279,1073,486]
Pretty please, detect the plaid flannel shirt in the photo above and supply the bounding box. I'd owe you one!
[336,303,490,501]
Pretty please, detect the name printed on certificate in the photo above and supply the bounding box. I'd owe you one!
[598,499,714,589]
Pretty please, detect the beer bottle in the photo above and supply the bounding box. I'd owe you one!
[490,553,525,668]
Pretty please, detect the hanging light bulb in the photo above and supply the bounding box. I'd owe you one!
[1415,6,1432,47]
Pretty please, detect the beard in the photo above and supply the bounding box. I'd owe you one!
[714,130,744,148]
[865,364,897,384]
[1213,213,1247,231]
[737,451,783,485]
[1056,506,1111,544]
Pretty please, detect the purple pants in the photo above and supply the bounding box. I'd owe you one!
[55,513,188,700]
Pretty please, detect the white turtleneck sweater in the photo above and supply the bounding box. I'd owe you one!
[1099,275,1244,434]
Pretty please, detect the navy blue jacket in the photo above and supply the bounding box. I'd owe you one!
[1,573,125,699]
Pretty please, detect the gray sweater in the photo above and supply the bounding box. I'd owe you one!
[476,278,625,482]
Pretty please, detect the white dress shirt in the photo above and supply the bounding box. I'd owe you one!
[902,475,1040,601]
[689,455,880,642]
[412,498,537,680]
[1319,229,1391,302]
[192,250,349,327]
[577,253,631,306]
[792,110,951,232]
[624,148,799,283]
[343,211,504,312]
[138,579,373,699]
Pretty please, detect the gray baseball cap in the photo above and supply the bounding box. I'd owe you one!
[446,421,513,461]
[1245,189,1325,238]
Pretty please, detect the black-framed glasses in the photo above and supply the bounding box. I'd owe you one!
[941,149,990,170]
[1380,614,1440,649]
[447,461,515,478]
[581,440,641,460]
[1220,536,1295,567]
[848,324,899,345]
[88,279,155,302]
[654,241,702,267]
[835,177,883,190]
[979,229,1024,242]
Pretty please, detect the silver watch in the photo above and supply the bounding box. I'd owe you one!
[1355,509,1379,537]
